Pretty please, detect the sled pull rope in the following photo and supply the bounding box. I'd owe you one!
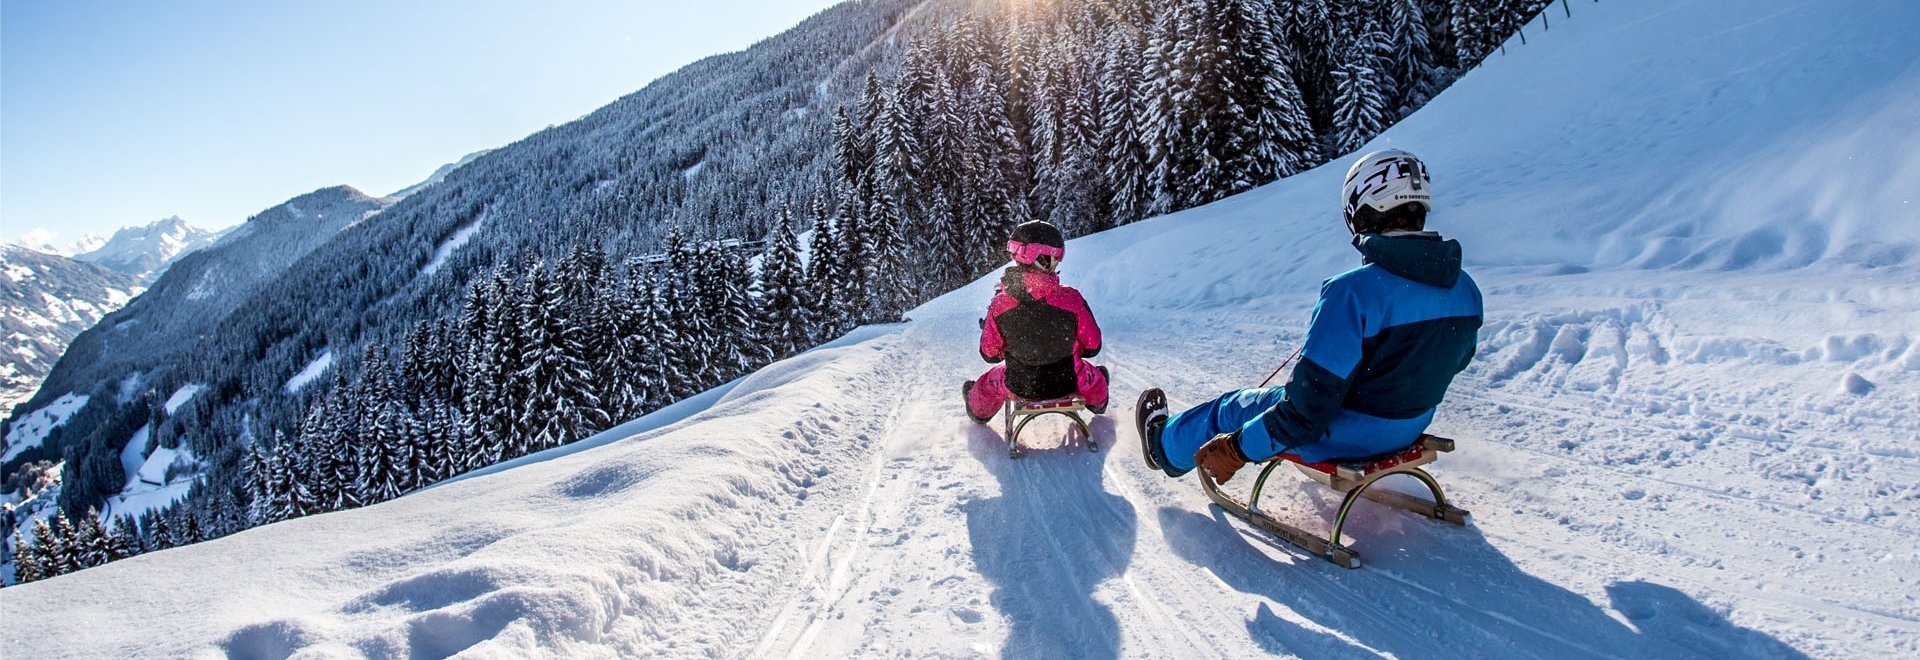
[1257,346,1305,389]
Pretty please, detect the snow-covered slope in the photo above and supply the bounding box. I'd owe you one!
[6,1,1919,657]
[74,216,224,283]
[0,248,143,414]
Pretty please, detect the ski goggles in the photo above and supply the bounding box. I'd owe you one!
[1007,240,1064,265]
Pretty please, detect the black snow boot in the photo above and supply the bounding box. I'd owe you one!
[962,380,992,425]
[1134,388,1176,475]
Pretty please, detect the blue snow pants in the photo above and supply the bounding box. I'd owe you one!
[1159,386,1436,472]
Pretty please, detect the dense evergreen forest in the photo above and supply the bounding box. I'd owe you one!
[9,0,1561,584]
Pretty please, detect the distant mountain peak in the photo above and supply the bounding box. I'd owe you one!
[74,217,224,283]
[7,231,106,257]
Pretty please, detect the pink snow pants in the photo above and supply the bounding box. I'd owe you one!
[967,359,1108,420]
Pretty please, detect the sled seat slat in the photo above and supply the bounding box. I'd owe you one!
[1279,435,1453,492]
[1011,396,1086,413]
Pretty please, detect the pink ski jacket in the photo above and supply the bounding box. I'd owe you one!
[981,266,1102,370]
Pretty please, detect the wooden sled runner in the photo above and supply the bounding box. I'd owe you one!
[1198,434,1470,569]
[1003,396,1096,459]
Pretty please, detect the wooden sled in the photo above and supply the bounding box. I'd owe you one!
[1003,396,1096,459]
[1198,434,1470,569]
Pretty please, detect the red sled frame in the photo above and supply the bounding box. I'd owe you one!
[1198,434,1470,568]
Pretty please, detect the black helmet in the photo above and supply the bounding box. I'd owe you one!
[1007,221,1065,269]
[1009,220,1064,249]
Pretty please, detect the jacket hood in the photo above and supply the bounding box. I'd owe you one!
[1001,264,1061,301]
[1352,232,1464,288]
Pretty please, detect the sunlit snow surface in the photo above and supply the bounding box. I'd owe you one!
[6,1,1919,657]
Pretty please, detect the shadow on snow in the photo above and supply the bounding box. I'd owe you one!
[1156,486,1810,659]
[963,415,1137,660]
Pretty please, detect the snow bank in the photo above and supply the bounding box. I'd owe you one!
[2,327,911,657]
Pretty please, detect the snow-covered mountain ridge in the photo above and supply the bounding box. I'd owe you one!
[5,1,1919,657]
[387,150,494,199]
[0,216,220,417]
[73,216,225,283]
[7,233,106,258]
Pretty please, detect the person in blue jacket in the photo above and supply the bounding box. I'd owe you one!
[1135,149,1483,484]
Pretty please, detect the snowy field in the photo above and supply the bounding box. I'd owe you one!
[5,0,1919,657]
[1,393,87,463]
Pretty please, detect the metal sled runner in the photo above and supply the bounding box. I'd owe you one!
[1198,434,1469,569]
[1003,396,1097,458]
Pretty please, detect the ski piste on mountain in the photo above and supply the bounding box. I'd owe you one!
[6,0,1920,657]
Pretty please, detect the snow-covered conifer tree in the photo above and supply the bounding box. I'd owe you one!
[74,509,109,569]
[758,212,814,359]
[47,513,77,576]
[643,272,689,404]
[805,194,844,338]
[517,259,607,452]
[13,532,43,583]
[861,193,910,323]
[1139,3,1186,215]
[716,242,772,375]
[144,513,170,553]
[1222,0,1317,183]
[107,515,140,561]
[1386,0,1435,108]
[960,44,1027,265]
[1332,31,1393,153]
[1101,25,1153,226]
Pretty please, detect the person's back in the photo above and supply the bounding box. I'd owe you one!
[1135,149,1483,483]
[1279,231,1482,462]
[985,264,1100,400]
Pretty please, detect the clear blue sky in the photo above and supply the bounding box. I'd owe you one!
[1,0,847,247]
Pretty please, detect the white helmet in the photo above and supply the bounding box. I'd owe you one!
[1342,149,1432,230]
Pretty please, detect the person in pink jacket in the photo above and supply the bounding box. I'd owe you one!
[964,221,1109,423]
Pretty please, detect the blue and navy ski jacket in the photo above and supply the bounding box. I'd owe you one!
[1238,232,1484,463]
